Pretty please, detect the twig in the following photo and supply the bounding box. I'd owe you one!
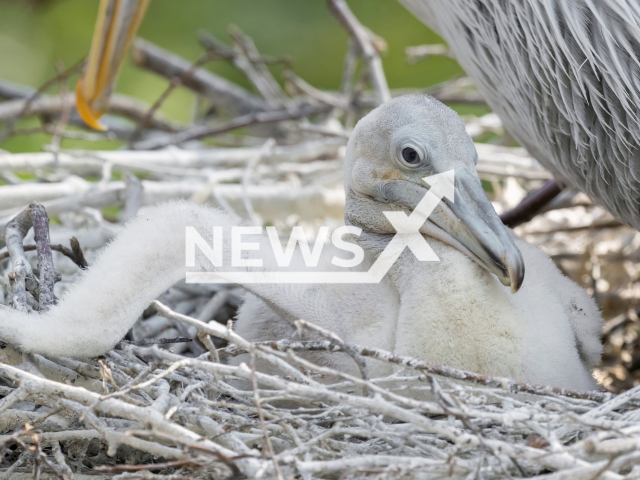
[68,237,88,269]
[0,57,85,142]
[0,93,181,132]
[216,340,337,358]
[29,203,58,310]
[228,25,290,109]
[94,459,199,473]
[119,337,193,347]
[2,204,74,311]
[405,44,455,64]
[220,336,612,402]
[134,104,330,150]
[132,39,267,116]
[0,138,346,176]
[284,70,347,108]
[327,0,391,105]
[250,347,285,480]
[296,319,369,387]
[128,46,223,146]
[4,207,33,312]
[500,179,564,227]
[48,61,73,152]
[0,240,88,270]
[524,220,625,235]
[197,30,292,66]
[8,125,116,142]
[0,78,36,100]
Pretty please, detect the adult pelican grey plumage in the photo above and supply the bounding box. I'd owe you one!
[401,0,640,229]
[0,95,603,390]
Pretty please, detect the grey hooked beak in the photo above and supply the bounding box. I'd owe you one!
[379,167,525,293]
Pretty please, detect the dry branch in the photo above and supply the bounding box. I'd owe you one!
[0,241,86,269]
[134,103,330,150]
[132,39,267,116]
[229,25,290,109]
[3,203,60,312]
[29,203,56,310]
[197,30,293,67]
[327,0,391,105]
[0,138,345,175]
[406,44,455,63]
[501,179,564,227]
[0,57,85,143]
[0,93,181,132]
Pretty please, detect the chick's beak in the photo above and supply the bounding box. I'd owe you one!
[76,0,150,130]
[379,167,525,293]
[429,167,525,293]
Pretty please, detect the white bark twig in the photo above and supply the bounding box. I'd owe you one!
[0,138,346,175]
[0,93,181,132]
[229,26,290,110]
[132,38,268,116]
[295,319,369,387]
[134,104,330,151]
[3,203,59,311]
[327,0,391,105]
[4,208,32,312]
[250,347,285,480]
[406,44,455,64]
[29,203,57,310]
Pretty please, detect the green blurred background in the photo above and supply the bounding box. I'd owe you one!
[0,0,465,152]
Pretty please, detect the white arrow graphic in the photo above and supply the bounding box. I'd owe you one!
[187,170,454,284]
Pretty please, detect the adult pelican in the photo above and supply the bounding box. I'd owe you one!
[0,95,603,390]
[400,0,640,230]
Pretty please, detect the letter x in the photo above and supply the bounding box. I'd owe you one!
[382,188,443,262]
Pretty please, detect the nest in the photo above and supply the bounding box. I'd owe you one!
[0,0,639,477]
[0,304,634,479]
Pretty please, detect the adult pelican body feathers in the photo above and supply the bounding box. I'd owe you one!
[401,0,640,230]
[0,95,602,390]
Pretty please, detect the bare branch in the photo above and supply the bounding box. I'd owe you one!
[405,44,455,64]
[501,180,563,227]
[132,38,267,116]
[29,203,57,310]
[134,103,330,150]
[0,57,85,143]
[327,0,391,104]
[0,93,181,132]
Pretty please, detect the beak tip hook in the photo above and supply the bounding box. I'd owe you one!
[75,77,108,131]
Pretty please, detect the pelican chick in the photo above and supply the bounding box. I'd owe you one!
[233,94,603,390]
[0,95,601,390]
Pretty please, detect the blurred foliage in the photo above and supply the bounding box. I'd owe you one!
[0,0,465,152]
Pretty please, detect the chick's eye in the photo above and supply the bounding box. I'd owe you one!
[402,147,420,164]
